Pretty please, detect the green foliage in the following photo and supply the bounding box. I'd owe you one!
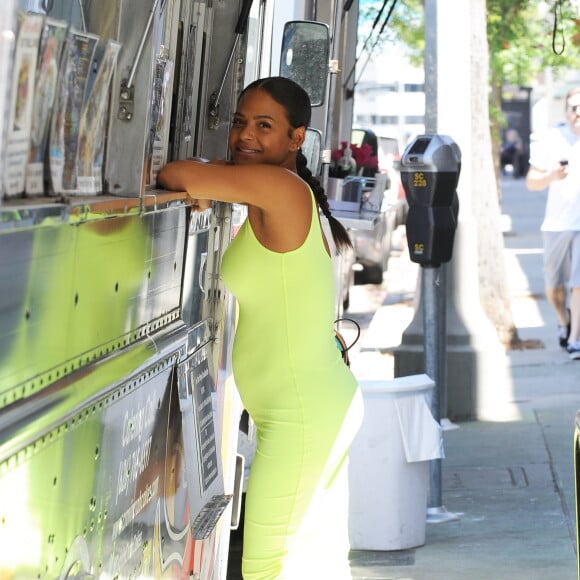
[358,0,424,65]
[487,0,538,87]
[358,0,580,86]
[487,0,580,88]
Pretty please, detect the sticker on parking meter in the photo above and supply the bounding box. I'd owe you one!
[413,172,427,187]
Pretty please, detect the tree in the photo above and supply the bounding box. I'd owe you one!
[470,0,520,346]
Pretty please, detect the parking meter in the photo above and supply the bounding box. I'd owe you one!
[400,135,461,267]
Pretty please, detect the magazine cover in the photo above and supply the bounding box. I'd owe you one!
[49,29,99,195]
[76,39,121,195]
[3,12,43,198]
[25,18,67,195]
[147,52,174,186]
[0,0,17,201]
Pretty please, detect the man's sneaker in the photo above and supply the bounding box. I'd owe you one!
[567,341,580,360]
[558,323,571,348]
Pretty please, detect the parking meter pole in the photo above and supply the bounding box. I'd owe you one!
[437,264,448,425]
[422,266,442,510]
[422,266,439,423]
[423,265,460,524]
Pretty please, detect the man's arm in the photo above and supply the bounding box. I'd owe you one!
[526,162,568,191]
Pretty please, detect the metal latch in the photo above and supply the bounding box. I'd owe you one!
[118,79,134,121]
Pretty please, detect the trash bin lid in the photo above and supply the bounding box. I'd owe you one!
[358,374,435,394]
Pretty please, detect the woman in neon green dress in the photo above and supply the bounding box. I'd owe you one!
[159,76,362,579]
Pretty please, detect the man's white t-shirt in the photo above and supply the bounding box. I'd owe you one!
[528,123,580,231]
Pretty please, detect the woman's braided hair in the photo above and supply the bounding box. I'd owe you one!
[239,76,353,253]
[295,150,352,251]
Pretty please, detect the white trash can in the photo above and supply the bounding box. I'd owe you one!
[348,374,443,551]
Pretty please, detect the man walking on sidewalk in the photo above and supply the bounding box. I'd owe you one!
[526,87,580,360]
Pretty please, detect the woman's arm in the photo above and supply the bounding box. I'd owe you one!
[158,159,314,251]
[157,159,308,210]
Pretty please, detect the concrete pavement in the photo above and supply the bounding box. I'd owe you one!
[346,176,580,579]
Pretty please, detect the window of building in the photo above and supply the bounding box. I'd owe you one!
[404,83,424,93]
[378,115,398,124]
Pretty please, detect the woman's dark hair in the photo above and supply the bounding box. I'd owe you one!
[239,76,353,253]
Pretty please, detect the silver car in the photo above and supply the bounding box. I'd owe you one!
[351,129,407,284]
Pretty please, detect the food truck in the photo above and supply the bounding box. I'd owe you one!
[0,0,369,577]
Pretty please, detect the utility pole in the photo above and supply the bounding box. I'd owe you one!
[422,0,454,524]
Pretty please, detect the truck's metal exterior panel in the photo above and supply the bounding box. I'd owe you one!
[0,324,229,578]
[0,201,187,408]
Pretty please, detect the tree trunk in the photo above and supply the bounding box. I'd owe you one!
[470,0,521,347]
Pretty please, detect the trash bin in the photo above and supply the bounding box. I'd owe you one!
[348,374,443,551]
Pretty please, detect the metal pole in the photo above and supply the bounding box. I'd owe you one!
[422,2,443,513]
[422,0,460,525]
[421,266,442,508]
[127,0,162,89]
[424,261,459,523]
[437,263,448,423]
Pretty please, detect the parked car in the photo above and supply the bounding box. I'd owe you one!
[335,241,356,313]
[377,134,408,228]
[350,128,407,284]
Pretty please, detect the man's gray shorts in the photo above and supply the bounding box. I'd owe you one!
[543,231,580,289]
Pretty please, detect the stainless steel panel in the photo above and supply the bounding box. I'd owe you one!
[105,0,161,196]
[171,1,207,160]
[181,209,212,329]
[196,0,243,160]
[0,203,187,408]
[140,206,188,325]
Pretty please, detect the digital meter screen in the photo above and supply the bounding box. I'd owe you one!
[407,137,431,155]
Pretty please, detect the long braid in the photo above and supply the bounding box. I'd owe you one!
[296,150,352,252]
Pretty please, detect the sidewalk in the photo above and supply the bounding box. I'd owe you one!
[346,177,580,579]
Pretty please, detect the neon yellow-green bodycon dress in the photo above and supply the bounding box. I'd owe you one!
[221,190,363,579]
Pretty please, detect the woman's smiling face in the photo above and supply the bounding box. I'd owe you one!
[228,88,305,170]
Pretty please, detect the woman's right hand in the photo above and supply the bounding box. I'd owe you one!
[188,197,212,211]
[158,160,212,211]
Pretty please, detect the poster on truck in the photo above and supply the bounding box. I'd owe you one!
[76,39,121,195]
[3,12,43,197]
[25,18,67,195]
[49,29,99,195]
